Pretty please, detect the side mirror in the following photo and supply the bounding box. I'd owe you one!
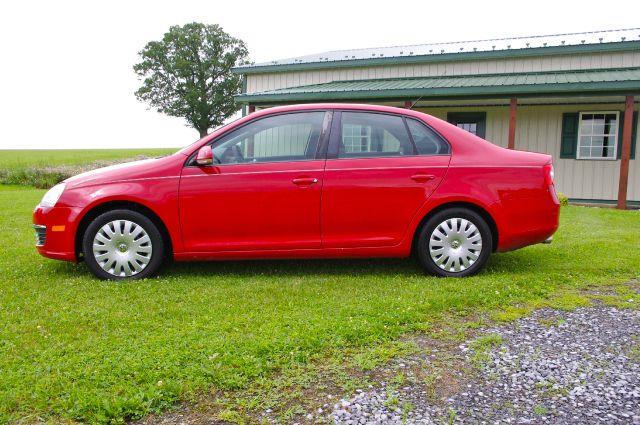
[196,145,214,166]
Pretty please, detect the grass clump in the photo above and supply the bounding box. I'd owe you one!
[469,333,504,369]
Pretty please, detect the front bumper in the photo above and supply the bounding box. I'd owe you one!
[33,204,83,262]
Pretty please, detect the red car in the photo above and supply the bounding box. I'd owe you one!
[33,104,559,279]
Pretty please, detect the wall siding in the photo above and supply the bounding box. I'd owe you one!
[246,51,640,93]
[416,104,640,202]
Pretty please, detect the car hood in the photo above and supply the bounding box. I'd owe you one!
[64,154,183,189]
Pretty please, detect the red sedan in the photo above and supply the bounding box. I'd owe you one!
[33,104,560,279]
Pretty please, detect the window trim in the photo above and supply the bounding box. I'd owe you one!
[184,110,332,167]
[576,110,620,161]
[327,110,451,161]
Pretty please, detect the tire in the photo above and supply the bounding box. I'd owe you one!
[82,209,165,280]
[416,208,493,277]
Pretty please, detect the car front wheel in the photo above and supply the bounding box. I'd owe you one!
[416,208,492,277]
[82,209,165,280]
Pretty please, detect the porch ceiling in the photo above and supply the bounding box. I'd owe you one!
[236,68,640,104]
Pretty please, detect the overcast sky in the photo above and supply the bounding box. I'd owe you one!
[1,0,639,150]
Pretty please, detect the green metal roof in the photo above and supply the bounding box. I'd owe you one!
[233,29,640,74]
[235,68,640,104]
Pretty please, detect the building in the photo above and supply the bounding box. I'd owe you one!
[233,28,640,208]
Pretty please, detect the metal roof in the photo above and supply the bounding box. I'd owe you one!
[235,68,640,103]
[234,28,640,74]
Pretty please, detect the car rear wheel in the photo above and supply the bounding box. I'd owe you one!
[82,209,165,280]
[416,208,492,277]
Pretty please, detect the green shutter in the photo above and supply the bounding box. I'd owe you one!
[617,111,638,160]
[618,112,625,159]
[631,111,638,160]
[560,113,579,159]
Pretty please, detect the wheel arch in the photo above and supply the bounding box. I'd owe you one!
[74,200,173,261]
[411,201,499,254]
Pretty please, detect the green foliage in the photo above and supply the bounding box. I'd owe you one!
[0,167,70,189]
[533,404,549,416]
[134,23,249,137]
[0,185,638,423]
[0,149,175,188]
[557,192,569,206]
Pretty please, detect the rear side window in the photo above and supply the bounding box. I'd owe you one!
[406,119,451,155]
[339,112,414,158]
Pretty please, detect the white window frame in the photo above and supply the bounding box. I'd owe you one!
[342,124,372,153]
[576,111,619,160]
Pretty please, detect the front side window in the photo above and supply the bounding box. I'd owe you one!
[339,112,414,158]
[212,112,325,164]
[577,112,619,160]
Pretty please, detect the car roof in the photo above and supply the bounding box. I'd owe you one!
[250,103,414,116]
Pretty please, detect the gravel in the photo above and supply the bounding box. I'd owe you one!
[330,306,640,424]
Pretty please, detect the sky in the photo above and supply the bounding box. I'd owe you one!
[1,0,639,150]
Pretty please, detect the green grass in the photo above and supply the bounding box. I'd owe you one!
[0,186,638,423]
[0,149,177,189]
[469,333,504,369]
[0,149,176,170]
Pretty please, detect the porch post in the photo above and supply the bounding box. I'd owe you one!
[508,97,517,149]
[617,95,635,209]
[248,104,256,114]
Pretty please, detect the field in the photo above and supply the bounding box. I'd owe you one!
[0,149,176,188]
[0,151,638,423]
[0,149,176,171]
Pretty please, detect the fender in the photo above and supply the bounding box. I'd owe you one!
[61,178,184,254]
[402,193,505,253]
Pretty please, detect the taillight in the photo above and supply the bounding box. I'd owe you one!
[543,163,555,186]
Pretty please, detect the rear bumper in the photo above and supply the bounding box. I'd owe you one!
[33,204,82,262]
[497,186,560,252]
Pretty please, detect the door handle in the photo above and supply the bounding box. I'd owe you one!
[292,177,318,186]
[410,173,436,183]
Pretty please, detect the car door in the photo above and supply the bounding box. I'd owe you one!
[179,111,331,252]
[321,111,451,248]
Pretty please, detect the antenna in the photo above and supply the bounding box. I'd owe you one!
[408,96,424,110]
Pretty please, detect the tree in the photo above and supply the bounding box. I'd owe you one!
[134,23,249,138]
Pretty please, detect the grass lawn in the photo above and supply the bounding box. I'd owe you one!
[0,185,638,424]
[0,149,177,171]
[0,149,178,189]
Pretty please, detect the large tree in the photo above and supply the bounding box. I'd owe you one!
[134,23,249,137]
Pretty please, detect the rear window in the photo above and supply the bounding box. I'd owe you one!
[406,119,451,155]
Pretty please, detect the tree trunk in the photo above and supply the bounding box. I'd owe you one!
[198,128,208,138]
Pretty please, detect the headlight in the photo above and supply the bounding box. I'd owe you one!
[40,183,66,207]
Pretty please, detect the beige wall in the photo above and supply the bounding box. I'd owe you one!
[246,51,640,93]
[417,104,640,202]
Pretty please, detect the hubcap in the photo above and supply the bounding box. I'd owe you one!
[92,219,152,277]
[428,217,482,273]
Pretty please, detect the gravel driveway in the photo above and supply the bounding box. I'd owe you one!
[330,306,640,424]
